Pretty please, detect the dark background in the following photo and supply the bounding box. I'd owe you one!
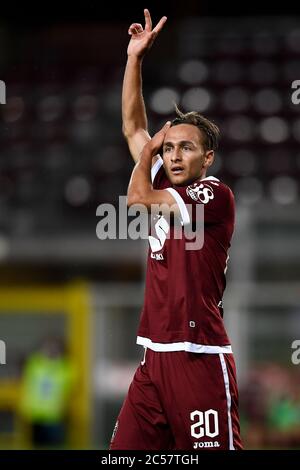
[1,1,300,25]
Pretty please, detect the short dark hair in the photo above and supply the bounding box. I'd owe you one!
[171,105,220,151]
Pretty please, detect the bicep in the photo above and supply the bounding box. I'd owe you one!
[130,189,181,219]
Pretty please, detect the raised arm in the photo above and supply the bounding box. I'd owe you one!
[122,9,167,163]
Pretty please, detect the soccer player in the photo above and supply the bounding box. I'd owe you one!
[110,9,243,450]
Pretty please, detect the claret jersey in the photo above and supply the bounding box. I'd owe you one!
[136,157,235,354]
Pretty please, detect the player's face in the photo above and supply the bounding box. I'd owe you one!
[162,124,213,186]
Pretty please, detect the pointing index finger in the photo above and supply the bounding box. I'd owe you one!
[144,9,152,32]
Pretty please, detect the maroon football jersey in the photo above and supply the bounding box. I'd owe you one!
[136,157,235,353]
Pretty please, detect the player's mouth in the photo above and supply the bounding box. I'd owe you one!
[171,166,184,175]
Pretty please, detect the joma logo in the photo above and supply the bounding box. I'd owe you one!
[193,440,220,449]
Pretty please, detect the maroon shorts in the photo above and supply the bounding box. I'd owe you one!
[109,348,243,450]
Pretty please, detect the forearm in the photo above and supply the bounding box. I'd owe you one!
[127,145,153,206]
[122,55,148,138]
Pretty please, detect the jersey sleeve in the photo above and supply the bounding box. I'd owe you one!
[151,157,164,185]
[151,157,171,190]
[165,178,234,226]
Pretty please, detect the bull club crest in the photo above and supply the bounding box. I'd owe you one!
[186,182,215,204]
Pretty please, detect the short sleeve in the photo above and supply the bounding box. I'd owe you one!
[152,157,171,190]
[151,157,163,184]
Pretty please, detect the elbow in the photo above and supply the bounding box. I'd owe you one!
[122,124,146,141]
[127,191,146,207]
[122,124,130,140]
[122,123,136,141]
[127,192,138,207]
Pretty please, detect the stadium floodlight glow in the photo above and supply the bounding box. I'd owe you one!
[73,94,98,121]
[37,95,64,122]
[2,96,24,122]
[253,88,282,115]
[96,145,125,173]
[43,144,69,172]
[260,117,289,143]
[69,121,98,143]
[269,176,298,205]
[181,87,211,112]
[234,177,263,205]
[65,176,91,206]
[222,87,250,113]
[178,60,208,85]
[227,150,257,177]
[226,116,254,142]
[149,88,179,115]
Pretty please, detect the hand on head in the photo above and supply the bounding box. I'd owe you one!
[146,121,171,156]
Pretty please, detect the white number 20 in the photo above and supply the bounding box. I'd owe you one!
[190,409,219,438]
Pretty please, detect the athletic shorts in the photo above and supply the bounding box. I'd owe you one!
[109,348,243,450]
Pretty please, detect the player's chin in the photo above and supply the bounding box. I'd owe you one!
[169,173,189,186]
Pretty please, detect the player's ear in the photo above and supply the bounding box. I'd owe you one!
[204,150,214,168]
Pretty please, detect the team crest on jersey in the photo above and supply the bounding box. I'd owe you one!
[186,182,215,204]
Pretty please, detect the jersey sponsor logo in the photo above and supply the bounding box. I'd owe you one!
[186,182,216,204]
[190,409,220,448]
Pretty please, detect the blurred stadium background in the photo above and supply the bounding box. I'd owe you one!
[0,1,300,450]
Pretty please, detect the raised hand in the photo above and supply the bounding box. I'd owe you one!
[127,9,167,58]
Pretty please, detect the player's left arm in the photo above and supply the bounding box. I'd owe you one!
[127,121,179,211]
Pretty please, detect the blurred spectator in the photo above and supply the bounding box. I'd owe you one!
[240,363,300,449]
[19,336,76,448]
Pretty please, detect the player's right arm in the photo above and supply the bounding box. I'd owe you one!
[122,9,167,163]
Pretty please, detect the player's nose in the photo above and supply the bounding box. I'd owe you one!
[170,147,182,162]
